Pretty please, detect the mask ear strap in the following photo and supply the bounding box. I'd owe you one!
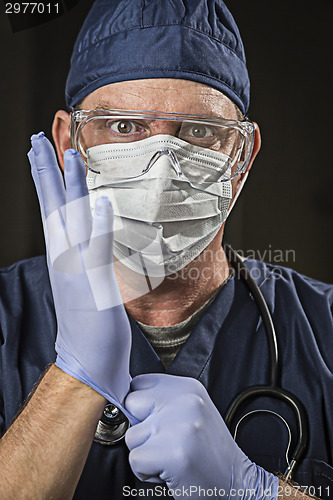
[227,171,249,216]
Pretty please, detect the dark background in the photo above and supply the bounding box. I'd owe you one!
[0,1,332,282]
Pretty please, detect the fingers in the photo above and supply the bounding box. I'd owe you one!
[86,197,123,310]
[28,147,45,220]
[86,197,114,268]
[29,133,121,308]
[125,419,152,450]
[30,133,65,218]
[125,389,158,423]
[86,196,114,273]
[89,197,114,261]
[63,149,89,203]
[29,133,68,264]
[63,150,92,247]
[125,393,165,483]
[130,373,164,391]
[29,135,95,266]
[128,441,164,484]
[125,374,180,421]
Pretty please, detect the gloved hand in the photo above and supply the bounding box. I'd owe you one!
[125,374,279,499]
[28,132,135,422]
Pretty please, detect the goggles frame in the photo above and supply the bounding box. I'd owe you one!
[70,108,255,181]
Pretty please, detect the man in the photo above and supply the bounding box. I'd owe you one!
[0,0,332,499]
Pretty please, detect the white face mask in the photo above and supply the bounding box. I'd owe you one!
[86,135,233,278]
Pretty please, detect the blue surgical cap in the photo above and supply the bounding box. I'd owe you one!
[65,0,250,115]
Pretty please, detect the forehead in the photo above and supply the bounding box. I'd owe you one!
[80,79,238,119]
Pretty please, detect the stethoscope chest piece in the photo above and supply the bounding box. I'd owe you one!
[94,404,130,445]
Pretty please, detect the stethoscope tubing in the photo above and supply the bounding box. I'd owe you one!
[224,245,308,480]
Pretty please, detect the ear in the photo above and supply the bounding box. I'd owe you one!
[52,110,71,172]
[232,121,261,196]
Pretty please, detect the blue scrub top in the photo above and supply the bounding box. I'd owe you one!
[0,256,332,499]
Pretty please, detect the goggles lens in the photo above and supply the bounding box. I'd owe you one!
[71,109,254,182]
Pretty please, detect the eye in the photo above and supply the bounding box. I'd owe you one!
[109,120,136,134]
[103,119,150,142]
[189,125,214,138]
[178,123,217,146]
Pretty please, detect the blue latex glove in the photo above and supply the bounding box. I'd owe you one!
[125,374,279,499]
[28,132,135,422]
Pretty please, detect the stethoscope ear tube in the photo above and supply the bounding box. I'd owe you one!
[223,385,308,480]
[225,244,278,386]
[224,244,309,480]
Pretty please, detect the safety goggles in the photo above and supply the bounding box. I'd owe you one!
[70,109,255,182]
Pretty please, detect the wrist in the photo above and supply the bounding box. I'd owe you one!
[52,362,107,408]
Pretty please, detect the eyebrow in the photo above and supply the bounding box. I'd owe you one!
[92,100,115,110]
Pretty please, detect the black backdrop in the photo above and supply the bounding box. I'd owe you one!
[0,1,332,282]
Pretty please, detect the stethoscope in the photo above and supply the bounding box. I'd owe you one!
[223,244,308,480]
[93,245,308,481]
